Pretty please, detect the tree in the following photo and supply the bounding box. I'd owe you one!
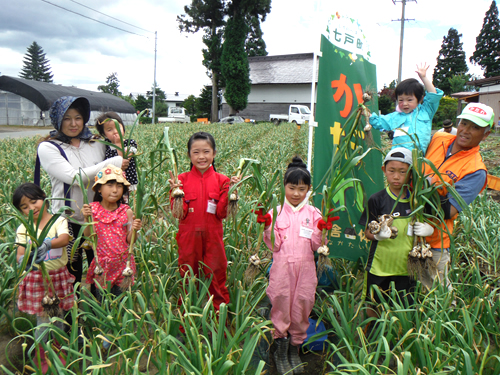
[98,72,122,96]
[183,95,197,116]
[221,14,251,113]
[378,85,396,115]
[19,41,54,82]
[470,1,500,78]
[120,93,135,107]
[135,95,149,112]
[448,74,476,94]
[146,84,168,117]
[432,97,459,128]
[155,101,169,117]
[433,28,468,95]
[388,80,397,89]
[197,86,216,119]
[245,16,268,57]
[221,0,271,113]
[177,0,271,120]
[177,0,225,122]
[146,84,166,104]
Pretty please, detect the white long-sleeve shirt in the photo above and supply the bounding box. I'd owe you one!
[38,139,122,223]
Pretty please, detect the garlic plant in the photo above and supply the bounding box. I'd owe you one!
[120,170,149,291]
[243,164,284,284]
[163,127,184,219]
[316,98,373,277]
[405,147,467,284]
[360,91,375,142]
[227,158,259,220]
[74,172,104,280]
[13,200,70,317]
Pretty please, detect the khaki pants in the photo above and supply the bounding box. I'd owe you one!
[420,249,452,292]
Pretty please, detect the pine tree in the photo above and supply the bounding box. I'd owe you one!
[221,14,251,113]
[246,16,268,57]
[470,1,500,78]
[19,41,54,82]
[433,28,468,95]
[177,0,225,121]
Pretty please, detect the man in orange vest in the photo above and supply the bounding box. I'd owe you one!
[418,102,493,291]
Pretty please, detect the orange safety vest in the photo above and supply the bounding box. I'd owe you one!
[423,132,487,249]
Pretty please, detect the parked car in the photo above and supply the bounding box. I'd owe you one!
[270,105,311,126]
[219,116,255,124]
[158,107,190,123]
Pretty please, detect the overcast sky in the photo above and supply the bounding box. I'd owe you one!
[0,0,497,98]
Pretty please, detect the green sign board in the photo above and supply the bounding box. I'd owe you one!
[313,29,384,261]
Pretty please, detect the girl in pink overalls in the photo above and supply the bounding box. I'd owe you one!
[257,156,325,375]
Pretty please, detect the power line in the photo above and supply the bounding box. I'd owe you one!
[67,0,153,34]
[40,0,149,38]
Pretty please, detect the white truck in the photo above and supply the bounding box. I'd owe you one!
[158,107,190,123]
[269,105,311,126]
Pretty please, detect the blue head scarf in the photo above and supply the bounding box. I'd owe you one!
[49,96,94,143]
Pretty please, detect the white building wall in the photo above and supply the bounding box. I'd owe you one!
[479,84,500,92]
[222,84,315,104]
[247,84,312,103]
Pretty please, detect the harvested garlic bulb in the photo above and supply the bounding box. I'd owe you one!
[318,245,330,256]
[122,267,133,277]
[249,254,260,266]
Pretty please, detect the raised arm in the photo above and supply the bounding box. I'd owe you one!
[416,62,437,94]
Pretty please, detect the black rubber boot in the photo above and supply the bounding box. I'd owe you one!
[288,343,304,374]
[274,337,293,374]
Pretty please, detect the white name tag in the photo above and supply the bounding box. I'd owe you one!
[207,200,217,214]
[299,226,313,239]
[407,224,413,236]
[46,247,63,261]
[393,126,409,138]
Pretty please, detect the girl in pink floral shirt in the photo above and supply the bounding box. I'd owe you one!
[82,165,142,298]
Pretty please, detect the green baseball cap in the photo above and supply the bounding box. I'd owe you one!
[457,103,494,128]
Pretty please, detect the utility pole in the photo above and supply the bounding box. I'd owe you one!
[152,31,157,124]
[392,0,416,83]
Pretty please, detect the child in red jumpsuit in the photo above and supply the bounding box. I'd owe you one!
[168,132,240,310]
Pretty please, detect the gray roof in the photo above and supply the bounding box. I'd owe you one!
[466,76,500,87]
[248,53,317,85]
[0,75,136,113]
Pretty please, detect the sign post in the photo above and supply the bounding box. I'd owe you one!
[313,13,384,261]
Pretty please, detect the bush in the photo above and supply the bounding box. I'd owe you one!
[433,96,459,128]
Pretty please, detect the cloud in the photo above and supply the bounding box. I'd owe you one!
[0,0,496,98]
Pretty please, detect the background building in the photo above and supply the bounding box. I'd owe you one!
[0,76,137,126]
[220,53,318,121]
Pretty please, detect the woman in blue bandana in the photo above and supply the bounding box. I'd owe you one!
[37,96,127,288]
